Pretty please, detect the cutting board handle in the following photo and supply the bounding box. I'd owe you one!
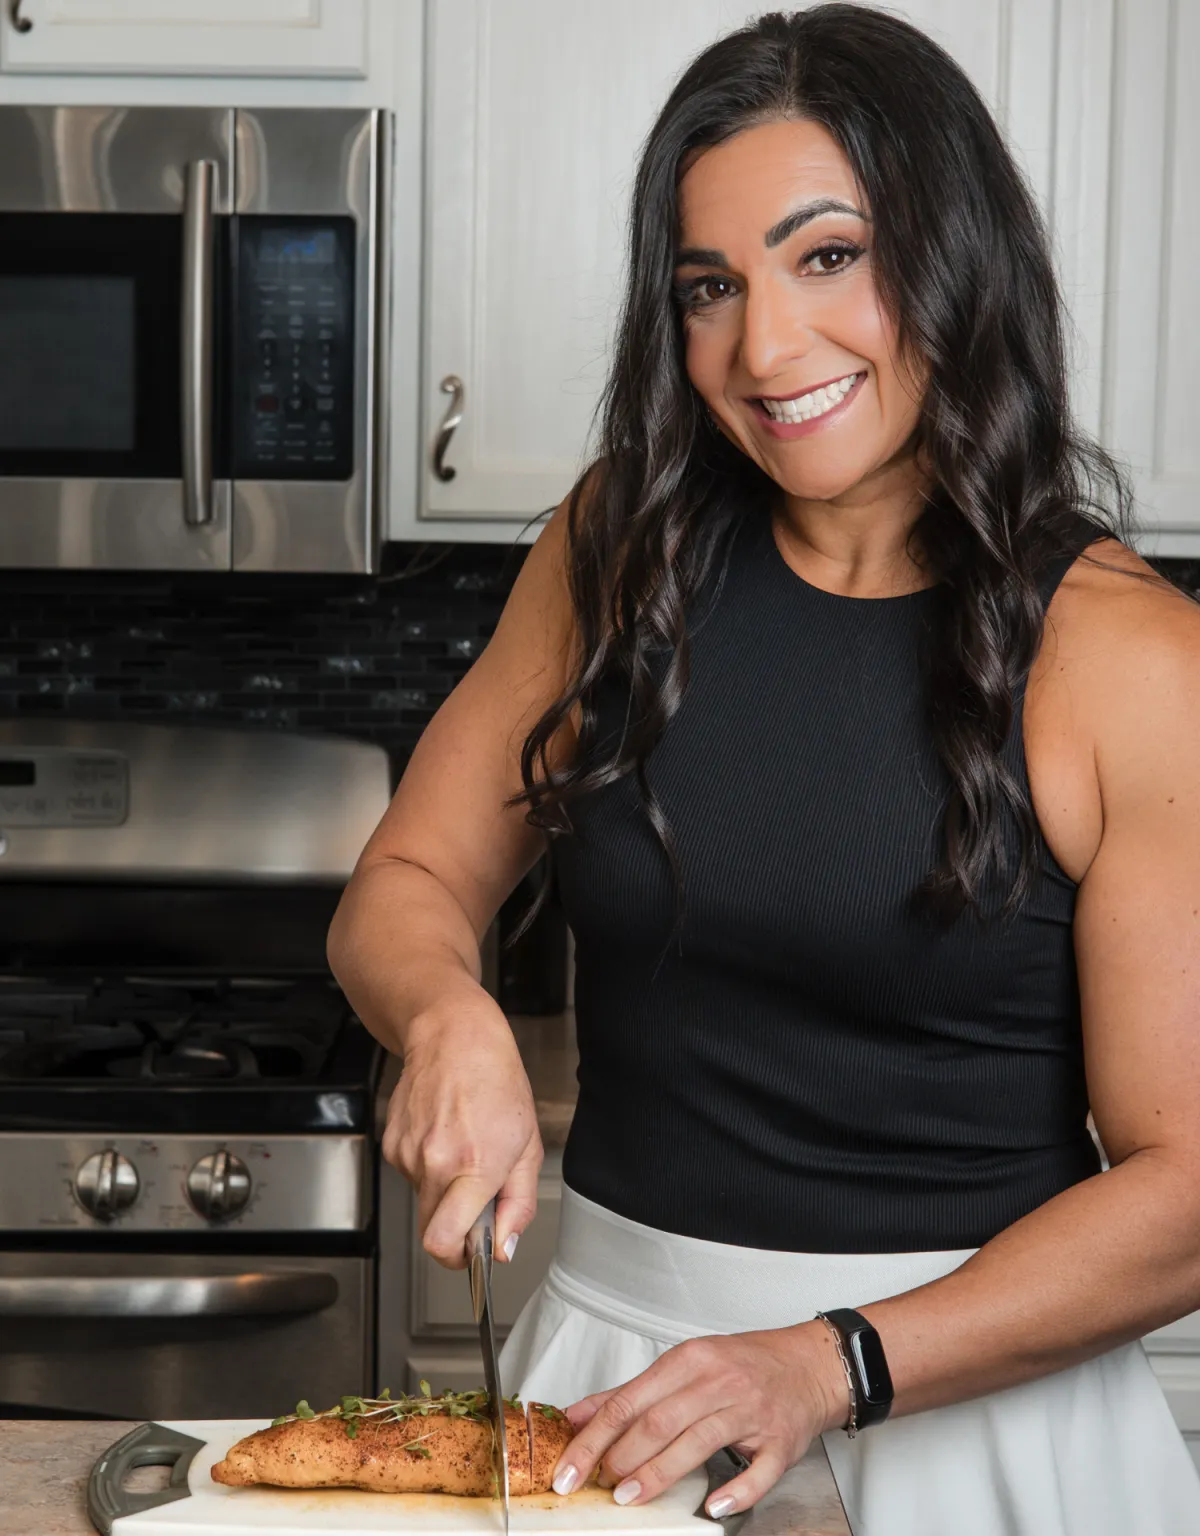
[87,1421,207,1535]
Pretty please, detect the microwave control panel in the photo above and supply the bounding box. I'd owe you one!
[233,217,355,482]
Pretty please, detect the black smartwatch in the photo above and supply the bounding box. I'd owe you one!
[815,1307,894,1434]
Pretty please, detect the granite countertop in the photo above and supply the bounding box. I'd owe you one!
[374,1007,580,1149]
[0,1420,140,1536]
[0,1419,850,1536]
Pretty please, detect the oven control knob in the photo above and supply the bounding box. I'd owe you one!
[186,1151,252,1222]
[74,1150,140,1222]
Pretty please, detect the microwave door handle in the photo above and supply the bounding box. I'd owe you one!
[181,159,216,528]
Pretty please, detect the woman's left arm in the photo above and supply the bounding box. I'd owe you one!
[555,571,1200,1516]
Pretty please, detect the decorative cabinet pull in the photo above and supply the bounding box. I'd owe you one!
[432,374,465,483]
[10,1,32,34]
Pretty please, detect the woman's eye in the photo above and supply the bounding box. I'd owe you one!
[676,275,737,310]
[802,243,862,276]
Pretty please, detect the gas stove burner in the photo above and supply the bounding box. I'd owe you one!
[0,975,347,1084]
[120,1038,261,1081]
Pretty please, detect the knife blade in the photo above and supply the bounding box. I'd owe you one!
[467,1197,510,1534]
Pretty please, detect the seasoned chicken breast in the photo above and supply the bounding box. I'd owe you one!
[211,1394,575,1498]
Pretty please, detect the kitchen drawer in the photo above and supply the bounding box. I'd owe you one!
[411,1170,561,1338]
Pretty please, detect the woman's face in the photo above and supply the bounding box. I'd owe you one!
[675,118,925,506]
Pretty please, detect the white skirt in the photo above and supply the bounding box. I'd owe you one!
[500,1185,1200,1536]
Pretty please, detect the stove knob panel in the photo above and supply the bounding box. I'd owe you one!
[75,1150,140,1222]
[186,1151,251,1222]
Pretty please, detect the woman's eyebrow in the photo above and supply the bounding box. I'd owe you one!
[674,244,727,268]
[674,197,869,267]
[764,197,867,247]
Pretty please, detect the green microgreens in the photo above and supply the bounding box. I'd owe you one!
[270,1385,524,1444]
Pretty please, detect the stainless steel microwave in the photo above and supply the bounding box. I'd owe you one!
[0,107,388,573]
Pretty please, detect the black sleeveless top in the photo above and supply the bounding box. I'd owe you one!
[556,510,1105,1253]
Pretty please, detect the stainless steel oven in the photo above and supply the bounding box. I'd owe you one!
[0,720,393,1420]
[0,1246,372,1422]
[0,107,388,573]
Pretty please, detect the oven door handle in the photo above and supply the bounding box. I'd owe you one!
[181,157,216,529]
[0,1270,338,1318]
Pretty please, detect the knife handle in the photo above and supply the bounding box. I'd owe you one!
[465,1196,497,1264]
[466,1197,496,1324]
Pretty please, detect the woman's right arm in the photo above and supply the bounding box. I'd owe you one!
[326,503,578,1268]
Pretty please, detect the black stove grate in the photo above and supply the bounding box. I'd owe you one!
[0,975,347,1084]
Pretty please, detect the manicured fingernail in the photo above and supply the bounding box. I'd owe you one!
[613,1480,641,1506]
[552,1464,578,1495]
[503,1232,519,1261]
[708,1495,736,1519]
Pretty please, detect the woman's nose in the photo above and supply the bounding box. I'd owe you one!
[738,276,814,385]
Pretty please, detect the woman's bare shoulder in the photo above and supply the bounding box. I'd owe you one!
[1042,535,1200,674]
[1025,536,1200,883]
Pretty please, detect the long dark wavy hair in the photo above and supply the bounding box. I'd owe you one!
[516,4,1134,927]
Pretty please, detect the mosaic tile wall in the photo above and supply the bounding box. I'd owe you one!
[0,542,528,778]
[0,548,1192,783]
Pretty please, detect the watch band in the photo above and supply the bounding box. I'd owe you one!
[815,1307,894,1435]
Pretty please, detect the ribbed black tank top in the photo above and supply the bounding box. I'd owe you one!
[556,509,1105,1253]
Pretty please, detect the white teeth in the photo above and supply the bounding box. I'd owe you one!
[762,372,860,423]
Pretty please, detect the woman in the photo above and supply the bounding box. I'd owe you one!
[329,8,1200,1533]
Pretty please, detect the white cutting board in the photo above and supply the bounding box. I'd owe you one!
[109,1421,713,1536]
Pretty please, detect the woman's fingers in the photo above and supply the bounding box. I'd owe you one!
[552,1331,823,1509]
[554,1350,706,1491]
[564,1389,613,1431]
[701,1444,790,1521]
[602,1403,737,1499]
[422,1170,497,1268]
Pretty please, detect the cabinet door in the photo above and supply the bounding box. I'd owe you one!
[1092,0,1199,545]
[0,0,368,77]
[419,0,1056,532]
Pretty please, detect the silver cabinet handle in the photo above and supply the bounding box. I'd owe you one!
[181,159,216,528]
[9,1,32,33]
[432,373,465,482]
[0,1271,337,1318]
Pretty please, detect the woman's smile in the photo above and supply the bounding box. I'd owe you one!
[752,369,867,438]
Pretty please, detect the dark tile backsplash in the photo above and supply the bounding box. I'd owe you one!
[0,546,1191,786]
[0,542,528,778]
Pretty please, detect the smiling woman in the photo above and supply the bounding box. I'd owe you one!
[672,122,922,506]
[327,7,1200,1536]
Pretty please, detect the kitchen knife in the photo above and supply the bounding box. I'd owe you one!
[467,1197,510,1534]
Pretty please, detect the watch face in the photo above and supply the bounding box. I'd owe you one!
[850,1327,894,1404]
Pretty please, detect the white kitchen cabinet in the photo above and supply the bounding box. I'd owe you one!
[408,0,1062,540]
[0,0,368,78]
[1057,0,1200,555]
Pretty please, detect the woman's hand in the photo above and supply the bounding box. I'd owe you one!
[381,983,543,1269]
[550,1323,850,1518]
